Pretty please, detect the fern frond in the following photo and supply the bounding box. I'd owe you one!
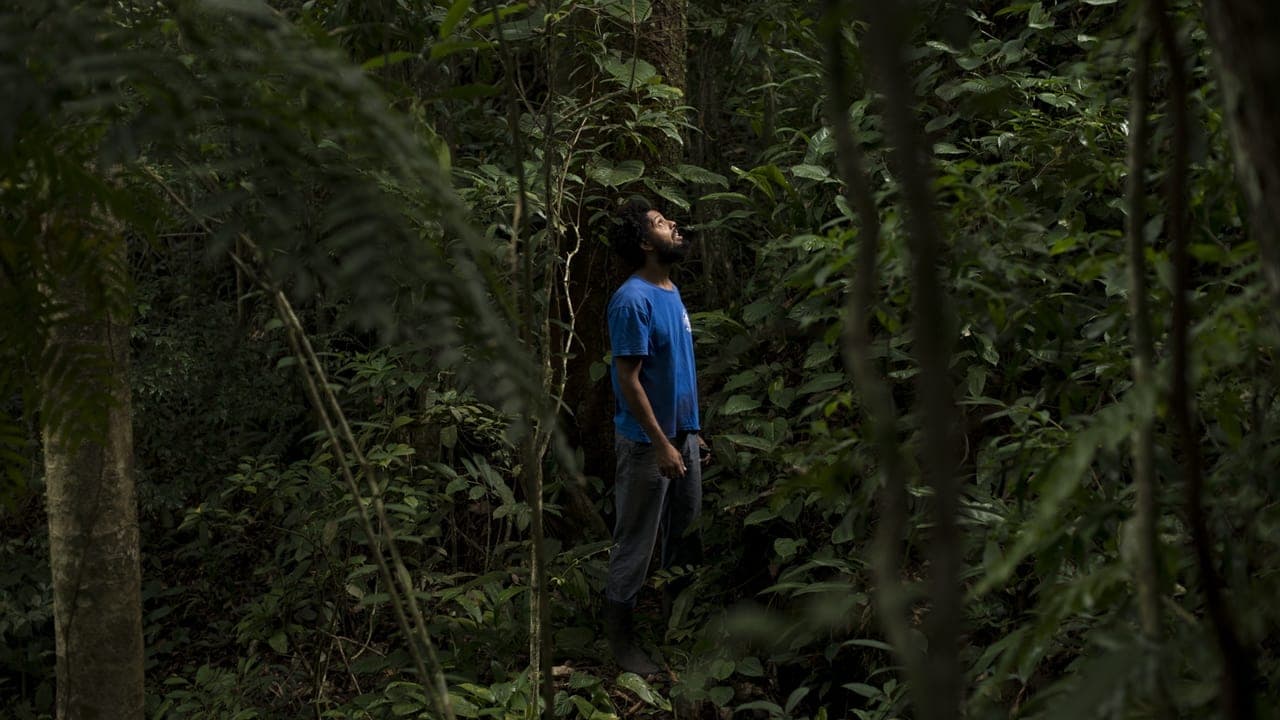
[3,0,547,461]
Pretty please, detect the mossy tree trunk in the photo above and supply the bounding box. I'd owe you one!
[41,237,144,720]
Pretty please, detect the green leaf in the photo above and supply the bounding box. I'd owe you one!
[268,631,288,654]
[843,638,894,652]
[790,164,830,181]
[797,373,845,395]
[588,159,645,188]
[773,537,804,560]
[843,683,880,698]
[698,191,752,204]
[601,0,652,22]
[440,0,472,38]
[440,425,458,449]
[735,700,783,716]
[469,3,528,29]
[675,164,729,188]
[429,39,493,61]
[589,361,609,383]
[447,693,480,718]
[784,686,809,714]
[720,395,761,415]
[360,51,416,71]
[601,55,658,87]
[617,672,670,710]
[723,434,774,451]
[1037,92,1075,109]
[925,113,959,132]
[1028,2,1055,29]
[651,183,690,211]
[709,686,734,706]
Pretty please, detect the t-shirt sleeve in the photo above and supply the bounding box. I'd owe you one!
[608,296,651,357]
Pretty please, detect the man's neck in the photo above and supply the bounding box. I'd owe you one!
[634,260,674,289]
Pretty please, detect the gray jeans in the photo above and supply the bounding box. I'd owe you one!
[605,432,703,607]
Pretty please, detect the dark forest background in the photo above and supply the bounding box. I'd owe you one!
[2,0,1279,718]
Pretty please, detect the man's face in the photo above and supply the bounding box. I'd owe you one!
[643,209,688,264]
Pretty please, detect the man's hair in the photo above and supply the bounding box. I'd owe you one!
[608,196,653,270]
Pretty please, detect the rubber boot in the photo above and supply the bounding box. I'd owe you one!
[603,600,660,675]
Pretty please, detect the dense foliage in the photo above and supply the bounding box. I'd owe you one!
[2,0,1276,718]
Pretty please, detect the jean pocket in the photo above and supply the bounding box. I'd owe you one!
[616,436,652,460]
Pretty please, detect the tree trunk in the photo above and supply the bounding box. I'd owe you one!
[563,0,688,489]
[1123,19,1170,717]
[1203,0,1280,301]
[41,238,144,720]
[636,0,687,167]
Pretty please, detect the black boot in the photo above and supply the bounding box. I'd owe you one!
[603,600,660,675]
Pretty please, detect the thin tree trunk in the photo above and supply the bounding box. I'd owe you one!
[1156,2,1256,717]
[487,4,554,714]
[1122,19,1169,717]
[820,0,918,704]
[857,2,963,717]
[41,238,144,720]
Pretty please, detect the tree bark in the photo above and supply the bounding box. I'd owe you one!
[857,3,963,718]
[820,0,917,706]
[41,238,144,720]
[1167,4,1257,717]
[1203,0,1280,303]
[1123,19,1170,717]
[636,0,687,166]
[563,0,688,490]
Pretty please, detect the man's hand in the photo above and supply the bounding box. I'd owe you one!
[697,434,712,467]
[657,440,687,478]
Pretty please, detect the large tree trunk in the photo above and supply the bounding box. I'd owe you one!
[563,0,688,489]
[1199,4,1271,717]
[1203,0,1280,300]
[41,238,144,720]
[636,0,687,167]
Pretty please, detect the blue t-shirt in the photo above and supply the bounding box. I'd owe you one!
[608,275,700,443]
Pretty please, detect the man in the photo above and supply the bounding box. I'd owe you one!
[603,197,708,675]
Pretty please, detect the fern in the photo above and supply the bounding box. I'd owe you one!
[0,0,543,494]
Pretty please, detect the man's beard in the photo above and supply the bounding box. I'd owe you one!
[657,241,689,264]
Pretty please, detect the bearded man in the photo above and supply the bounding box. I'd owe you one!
[602,197,708,675]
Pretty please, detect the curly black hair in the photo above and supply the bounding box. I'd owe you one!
[608,196,654,270]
